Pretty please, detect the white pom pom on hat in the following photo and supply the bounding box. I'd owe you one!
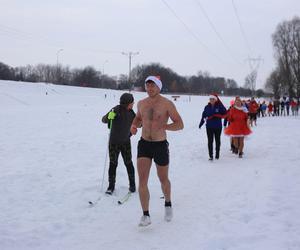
[209,94,218,100]
[145,76,162,90]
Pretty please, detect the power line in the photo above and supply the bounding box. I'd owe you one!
[160,0,226,63]
[0,24,62,48]
[194,0,243,65]
[0,24,122,56]
[245,56,264,91]
[246,56,263,72]
[231,0,253,56]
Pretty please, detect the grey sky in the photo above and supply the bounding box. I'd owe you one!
[1,0,299,88]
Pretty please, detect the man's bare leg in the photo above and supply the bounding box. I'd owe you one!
[157,164,173,221]
[137,158,152,212]
[156,165,171,202]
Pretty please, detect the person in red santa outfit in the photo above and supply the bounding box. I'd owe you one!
[248,97,259,126]
[290,98,297,116]
[267,101,274,116]
[224,96,252,158]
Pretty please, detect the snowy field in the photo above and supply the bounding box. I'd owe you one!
[1,80,300,250]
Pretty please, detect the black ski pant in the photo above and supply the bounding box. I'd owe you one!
[206,127,222,158]
[108,142,135,188]
[280,107,285,116]
[286,106,290,116]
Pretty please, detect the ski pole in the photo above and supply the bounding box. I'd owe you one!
[89,110,115,206]
[100,109,115,192]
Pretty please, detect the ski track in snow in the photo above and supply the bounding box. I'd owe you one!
[0,80,300,250]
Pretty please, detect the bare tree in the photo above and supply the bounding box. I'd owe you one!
[272,16,300,97]
[265,68,282,97]
[244,70,257,95]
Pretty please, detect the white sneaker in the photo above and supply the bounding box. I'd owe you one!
[164,206,173,222]
[138,215,151,227]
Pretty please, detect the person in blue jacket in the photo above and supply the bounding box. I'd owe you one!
[199,94,227,160]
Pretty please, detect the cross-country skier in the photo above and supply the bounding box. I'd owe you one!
[130,76,184,227]
[199,93,227,160]
[102,93,136,195]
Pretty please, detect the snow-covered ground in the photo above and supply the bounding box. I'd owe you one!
[1,80,300,250]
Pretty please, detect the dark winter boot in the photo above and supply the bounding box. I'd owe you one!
[129,185,136,193]
[105,183,115,195]
[106,174,115,195]
[128,174,136,193]
[215,151,220,159]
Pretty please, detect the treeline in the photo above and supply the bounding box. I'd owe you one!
[0,62,117,89]
[0,61,266,96]
[130,63,265,96]
[265,16,300,98]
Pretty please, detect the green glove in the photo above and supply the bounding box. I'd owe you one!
[108,111,116,120]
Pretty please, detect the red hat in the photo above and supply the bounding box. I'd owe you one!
[209,93,218,101]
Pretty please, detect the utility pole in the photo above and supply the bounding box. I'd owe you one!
[56,49,63,83]
[122,51,139,90]
[101,60,108,88]
[56,49,64,69]
[245,56,264,95]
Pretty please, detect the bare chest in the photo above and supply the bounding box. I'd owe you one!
[140,103,168,122]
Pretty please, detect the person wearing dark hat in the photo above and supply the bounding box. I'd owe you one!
[199,93,227,160]
[101,93,136,194]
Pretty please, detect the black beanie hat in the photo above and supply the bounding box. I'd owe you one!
[120,93,134,105]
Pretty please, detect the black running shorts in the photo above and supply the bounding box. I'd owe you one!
[137,138,169,166]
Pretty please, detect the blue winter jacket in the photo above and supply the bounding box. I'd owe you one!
[199,102,227,129]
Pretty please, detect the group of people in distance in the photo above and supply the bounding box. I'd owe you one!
[199,95,299,162]
[100,75,293,227]
[247,96,299,120]
[239,96,299,127]
[265,97,299,117]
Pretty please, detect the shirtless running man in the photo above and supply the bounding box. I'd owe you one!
[130,76,184,227]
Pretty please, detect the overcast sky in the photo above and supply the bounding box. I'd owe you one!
[1,0,300,88]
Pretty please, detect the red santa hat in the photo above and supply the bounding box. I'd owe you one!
[209,93,226,108]
[209,93,218,101]
[145,76,162,90]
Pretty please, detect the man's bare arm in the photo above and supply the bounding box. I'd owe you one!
[130,101,143,134]
[165,101,184,131]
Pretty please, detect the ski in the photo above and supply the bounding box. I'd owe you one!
[117,192,132,205]
[88,195,102,207]
[88,192,113,207]
[89,191,132,207]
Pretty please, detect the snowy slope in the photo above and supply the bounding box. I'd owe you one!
[0,80,300,250]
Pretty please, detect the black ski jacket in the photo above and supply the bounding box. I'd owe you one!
[102,105,136,144]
